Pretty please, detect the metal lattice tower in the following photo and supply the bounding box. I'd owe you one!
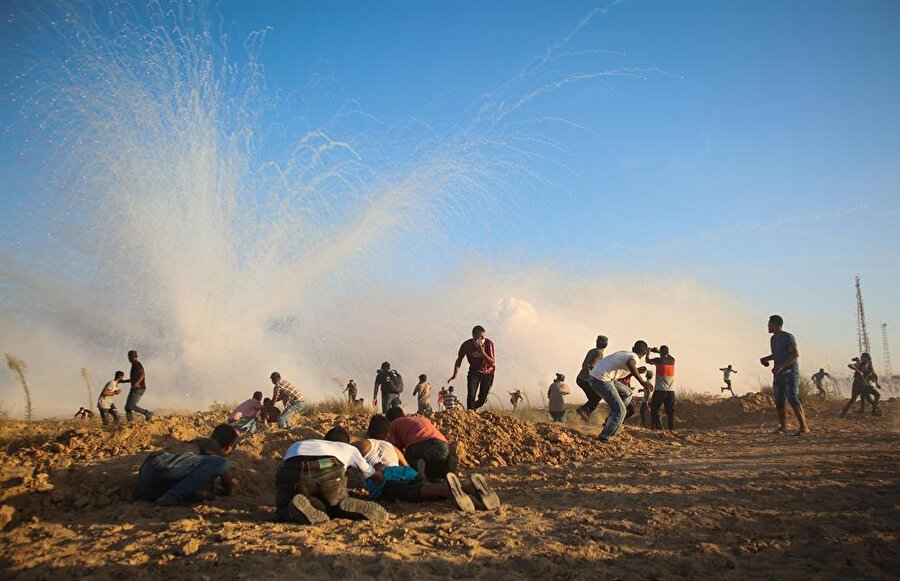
[882,323,893,387]
[855,275,871,355]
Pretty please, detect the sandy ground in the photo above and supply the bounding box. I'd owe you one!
[0,395,897,579]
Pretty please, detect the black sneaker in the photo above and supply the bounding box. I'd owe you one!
[337,497,388,521]
[576,407,591,422]
[288,494,330,525]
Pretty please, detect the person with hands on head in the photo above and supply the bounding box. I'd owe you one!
[760,314,809,435]
[449,325,496,410]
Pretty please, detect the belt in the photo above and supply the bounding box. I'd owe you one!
[284,455,338,470]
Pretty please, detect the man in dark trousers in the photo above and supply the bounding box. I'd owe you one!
[448,325,496,411]
[575,335,608,422]
[122,350,153,422]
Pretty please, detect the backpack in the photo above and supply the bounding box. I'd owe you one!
[379,369,404,394]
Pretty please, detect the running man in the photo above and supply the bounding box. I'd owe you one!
[509,389,523,410]
[122,350,153,422]
[647,346,676,430]
[413,374,432,414]
[811,368,832,399]
[719,365,737,396]
[449,325,496,411]
[840,354,881,417]
[589,341,654,442]
[575,335,608,422]
[759,314,809,435]
[97,370,124,426]
[343,380,359,404]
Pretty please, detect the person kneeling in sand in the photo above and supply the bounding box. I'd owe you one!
[139,424,238,506]
[228,390,266,433]
[275,427,388,525]
[385,407,458,480]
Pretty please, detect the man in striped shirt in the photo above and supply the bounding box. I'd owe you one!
[270,372,305,429]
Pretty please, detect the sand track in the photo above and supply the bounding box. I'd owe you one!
[0,396,897,579]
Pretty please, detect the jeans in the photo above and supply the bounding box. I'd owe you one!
[417,401,433,414]
[139,453,229,502]
[98,406,119,425]
[278,401,303,428]
[590,377,633,441]
[466,371,495,410]
[381,392,402,414]
[404,438,456,480]
[549,410,567,423]
[275,458,375,521]
[773,372,800,408]
[125,388,151,420]
[650,391,676,430]
[576,378,602,417]
[229,417,259,434]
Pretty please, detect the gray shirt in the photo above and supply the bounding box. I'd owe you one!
[770,331,799,375]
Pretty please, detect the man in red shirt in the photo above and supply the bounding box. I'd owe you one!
[385,407,458,480]
[448,325,496,410]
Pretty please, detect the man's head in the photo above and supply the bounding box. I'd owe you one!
[659,345,670,357]
[252,391,263,401]
[632,340,649,356]
[210,424,239,456]
[448,386,455,393]
[555,373,565,382]
[819,368,825,373]
[472,325,486,340]
[596,335,609,349]
[324,426,351,444]
[385,407,406,422]
[418,374,427,382]
[381,362,391,372]
[263,397,273,406]
[114,370,125,381]
[366,414,391,439]
[768,314,784,333]
[127,350,138,362]
[270,372,281,385]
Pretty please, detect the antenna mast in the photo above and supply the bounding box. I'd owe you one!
[855,275,871,355]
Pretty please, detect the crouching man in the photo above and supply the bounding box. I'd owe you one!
[139,424,238,506]
[275,427,389,525]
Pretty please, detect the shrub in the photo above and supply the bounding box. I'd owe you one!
[4,353,32,422]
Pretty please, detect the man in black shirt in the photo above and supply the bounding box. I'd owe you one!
[122,350,153,422]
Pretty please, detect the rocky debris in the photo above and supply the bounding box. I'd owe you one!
[0,504,16,529]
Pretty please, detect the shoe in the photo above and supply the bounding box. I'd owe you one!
[155,493,190,507]
[598,436,611,444]
[337,497,388,521]
[469,474,501,510]
[445,473,476,513]
[576,407,590,422]
[288,494,330,525]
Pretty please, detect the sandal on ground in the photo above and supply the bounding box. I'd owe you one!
[445,473,476,513]
[469,473,501,510]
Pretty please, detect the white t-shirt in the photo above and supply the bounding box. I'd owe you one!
[364,439,400,467]
[97,380,120,409]
[590,351,639,382]
[283,440,376,478]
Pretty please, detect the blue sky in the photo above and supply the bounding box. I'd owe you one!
[2,0,899,409]
[221,0,900,351]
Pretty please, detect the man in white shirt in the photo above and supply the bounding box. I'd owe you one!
[589,341,654,442]
[275,427,388,525]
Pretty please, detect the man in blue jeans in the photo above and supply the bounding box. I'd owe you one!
[588,341,654,442]
[270,372,305,428]
[139,424,238,506]
[373,362,404,414]
[760,314,809,435]
[122,350,153,422]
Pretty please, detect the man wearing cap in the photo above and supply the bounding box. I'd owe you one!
[548,373,570,423]
[575,335,608,422]
[270,372,305,429]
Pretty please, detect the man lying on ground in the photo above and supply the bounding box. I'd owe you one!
[385,407,458,480]
[139,424,238,506]
[275,427,388,525]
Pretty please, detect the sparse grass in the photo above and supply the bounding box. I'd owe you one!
[301,396,363,416]
[758,377,813,402]
[5,353,32,422]
[81,367,92,409]
[489,404,549,423]
[208,401,237,415]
